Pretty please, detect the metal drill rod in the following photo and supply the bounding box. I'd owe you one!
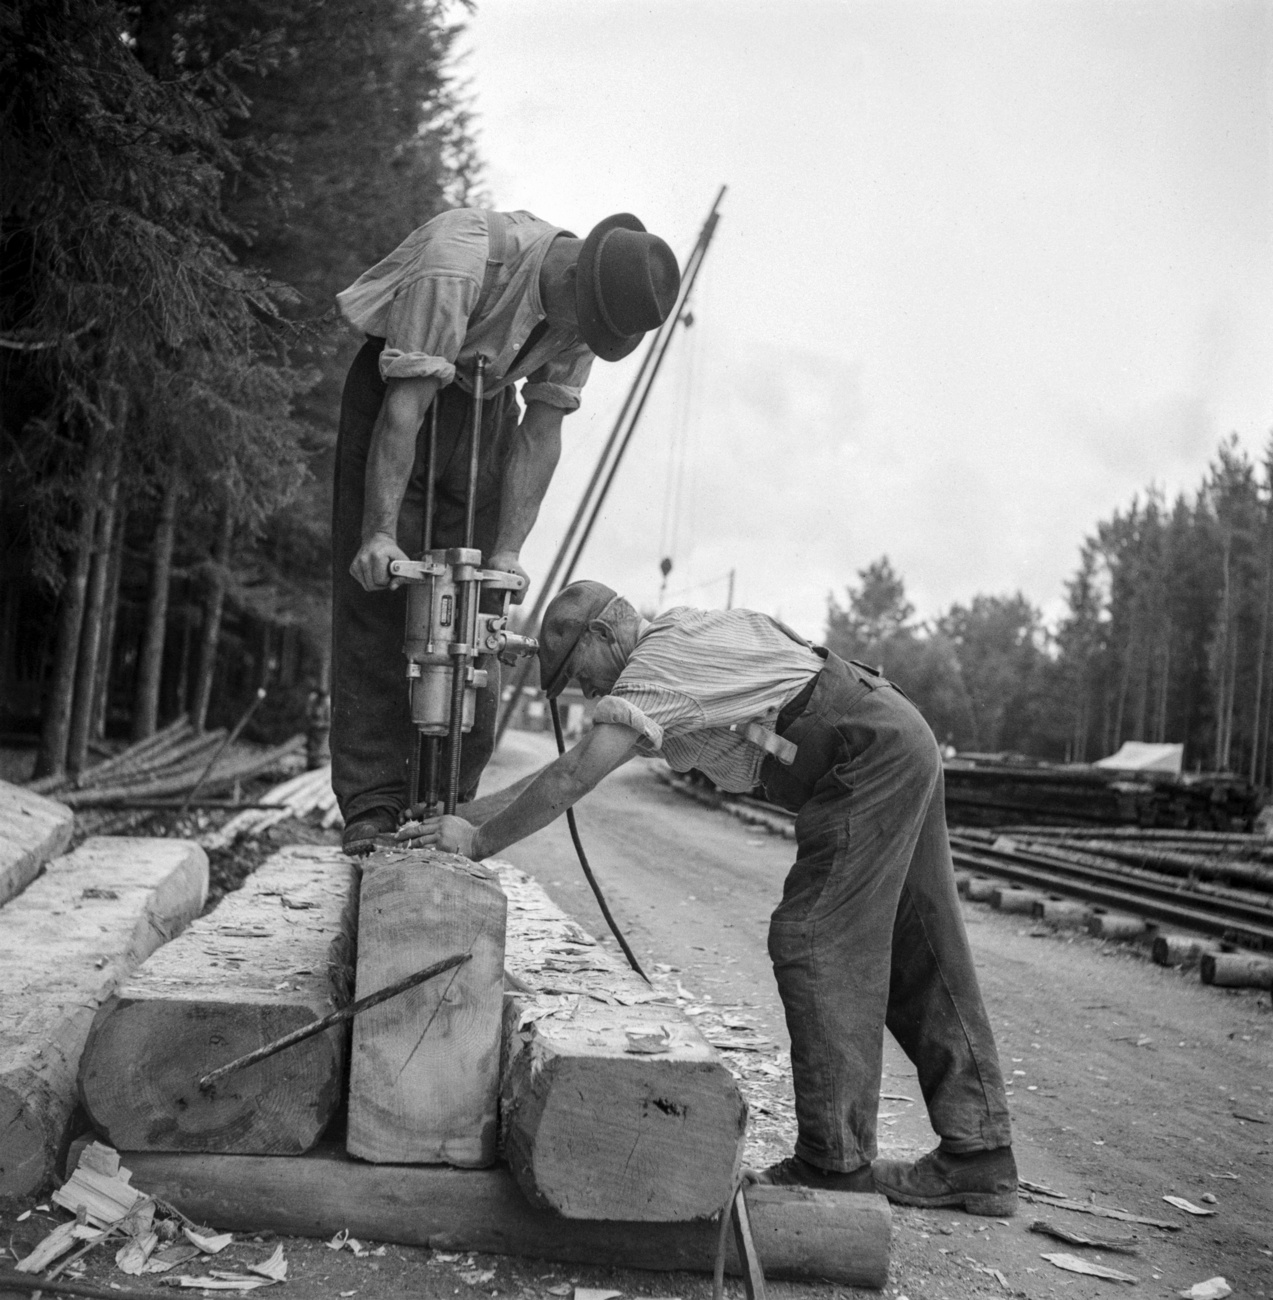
[197,952,472,1093]
[410,401,441,811]
[463,355,486,550]
[443,356,486,814]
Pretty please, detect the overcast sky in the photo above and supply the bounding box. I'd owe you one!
[459,0,1272,638]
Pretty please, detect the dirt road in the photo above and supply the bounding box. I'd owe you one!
[2,733,1268,1300]
[486,732,1272,1300]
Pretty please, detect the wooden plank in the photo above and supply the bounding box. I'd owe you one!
[494,861,748,1222]
[122,1144,892,1288]
[0,778,74,906]
[347,848,506,1167]
[0,836,208,1197]
[78,845,357,1155]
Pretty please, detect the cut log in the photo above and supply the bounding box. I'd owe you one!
[1201,952,1273,989]
[494,861,747,1221]
[1087,912,1151,940]
[0,778,74,906]
[962,877,997,902]
[1034,898,1092,928]
[347,848,506,1168]
[79,845,357,1155]
[1151,934,1221,967]
[991,886,1043,913]
[0,837,207,1197]
[122,1143,892,1288]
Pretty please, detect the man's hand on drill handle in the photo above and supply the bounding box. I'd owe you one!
[396,813,480,858]
[486,550,530,603]
[350,532,411,592]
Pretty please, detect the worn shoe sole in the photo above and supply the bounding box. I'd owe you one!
[871,1168,1017,1216]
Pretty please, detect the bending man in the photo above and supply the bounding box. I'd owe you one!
[333,209,679,854]
[400,580,1017,1213]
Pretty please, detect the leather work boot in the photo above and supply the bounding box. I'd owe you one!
[872,1144,1018,1216]
[745,1155,876,1193]
[341,807,399,857]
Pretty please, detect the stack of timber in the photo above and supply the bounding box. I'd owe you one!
[27,714,306,822]
[0,835,208,1197]
[0,778,73,905]
[200,765,340,851]
[349,849,506,1167]
[103,846,890,1286]
[78,845,357,1154]
[942,755,1260,831]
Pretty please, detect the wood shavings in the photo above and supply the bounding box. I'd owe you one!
[1041,1252,1138,1283]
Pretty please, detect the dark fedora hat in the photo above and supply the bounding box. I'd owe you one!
[538,579,619,699]
[575,215,680,362]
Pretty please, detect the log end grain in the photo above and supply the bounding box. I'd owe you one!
[502,1007,748,1221]
[75,845,356,1157]
[79,998,346,1154]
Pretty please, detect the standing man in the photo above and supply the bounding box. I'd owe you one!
[399,581,1018,1215]
[333,209,680,854]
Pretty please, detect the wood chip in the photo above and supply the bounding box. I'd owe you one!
[1029,1219,1139,1254]
[1041,1252,1138,1283]
[1023,1190,1179,1229]
[1163,1195,1216,1216]
[249,1245,288,1281]
[184,1226,234,1253]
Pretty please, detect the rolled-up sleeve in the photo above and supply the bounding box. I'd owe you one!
[593,695,665,753]
[522,342,595,412]
[380,273,480,382]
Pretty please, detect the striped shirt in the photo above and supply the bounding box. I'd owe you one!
[592,606,823,793]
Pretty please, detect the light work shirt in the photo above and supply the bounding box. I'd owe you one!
[336,208,594,411]
[593,607,824,793]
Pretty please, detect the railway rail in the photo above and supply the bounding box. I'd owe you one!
[660,772,1273,952]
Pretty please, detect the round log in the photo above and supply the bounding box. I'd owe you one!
[1201,953,1273,989]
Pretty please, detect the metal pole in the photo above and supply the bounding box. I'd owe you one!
[177,687,267,816]
[198,952,471,1092]
[411,401,441,812]
[493,187,727,744]
[446,357,486,812]
[463,357,486,550]
[558,211,721,588]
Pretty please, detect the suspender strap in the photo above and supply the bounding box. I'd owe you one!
[470,210,508,324]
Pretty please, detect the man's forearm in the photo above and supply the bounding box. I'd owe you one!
[472,757,589,858]
[492,403,563,556]
[362,377,439,541]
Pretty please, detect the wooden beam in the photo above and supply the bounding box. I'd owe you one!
[78,846,357,1155]
[494,861,747,1221]
[0,837,208,1197]
[347,848,506,1167]
[0,778,73,906]
[121,1144,892,1288]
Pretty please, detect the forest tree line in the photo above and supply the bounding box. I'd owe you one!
[1,0,480,776]
[826,434,1273,781]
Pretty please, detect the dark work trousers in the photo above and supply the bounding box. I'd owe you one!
[331,337,520,823]
[761,651,1013,1172]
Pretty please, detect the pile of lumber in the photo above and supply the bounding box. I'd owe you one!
[28,715,305,812]
[0,791,891,1286]
[0,776,208,1197]
[200,764,340,850]
[942,757,1260,831]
